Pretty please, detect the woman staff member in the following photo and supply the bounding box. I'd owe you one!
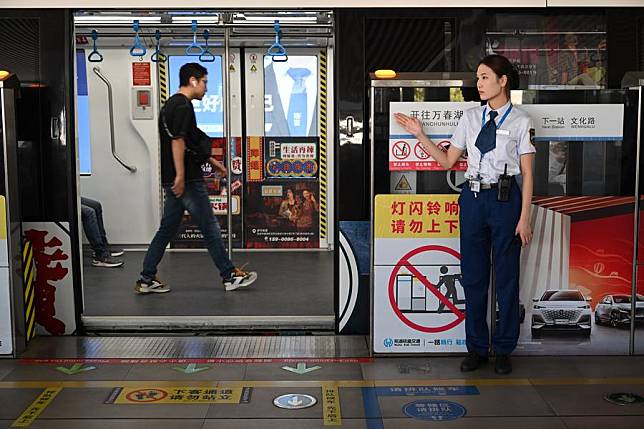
[394,54,535,375]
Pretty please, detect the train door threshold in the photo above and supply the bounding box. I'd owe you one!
[80,315,335,332]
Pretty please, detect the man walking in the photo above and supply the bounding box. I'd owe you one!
[135,63,257,294]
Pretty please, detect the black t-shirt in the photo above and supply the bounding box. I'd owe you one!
[159,93,204,185]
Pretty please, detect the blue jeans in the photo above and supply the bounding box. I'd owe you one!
[141,181,235,280]
[81,197,109,259]
[459,181,522,356]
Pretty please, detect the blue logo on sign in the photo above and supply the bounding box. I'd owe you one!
[384,338,394,348]
[403,400,466,421]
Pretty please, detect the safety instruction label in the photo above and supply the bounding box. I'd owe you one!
[108,387,247,404]
[322,385,342,426]
[12,387,62,427]
[132,62,151,86]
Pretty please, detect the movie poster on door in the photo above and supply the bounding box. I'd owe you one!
[373,194,466,353]
[245,180,320,248]
[171,137,243,248]
[389,102,478,171]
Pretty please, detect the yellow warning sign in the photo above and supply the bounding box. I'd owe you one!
[322,385,342,426]
[12,387,62,427]
[229,63,236,72]
[114,387,243,404]
[250,64,258,72]
[394,175,412,191]
[375,194,460,239]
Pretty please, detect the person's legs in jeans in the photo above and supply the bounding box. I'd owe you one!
[81,197,108,248]
[181,182,235,279]
[140,187,186,280]
[81,203,109,259]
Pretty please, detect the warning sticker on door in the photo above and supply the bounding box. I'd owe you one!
[374,194,466,353]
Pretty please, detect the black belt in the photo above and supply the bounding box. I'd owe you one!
[467,181,498,190]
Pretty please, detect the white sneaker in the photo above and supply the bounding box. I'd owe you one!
[91,257,124,268]
[110,249,124,257]
[135,276,171,294]
[223,268,257,291]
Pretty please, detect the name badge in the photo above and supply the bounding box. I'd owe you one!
[496,129,510,136]
[470,179,481,193]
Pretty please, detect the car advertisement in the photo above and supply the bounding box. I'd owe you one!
[517,196,641,355]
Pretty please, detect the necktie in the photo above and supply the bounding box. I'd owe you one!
[286,67,311,136]
[475,110,499,157]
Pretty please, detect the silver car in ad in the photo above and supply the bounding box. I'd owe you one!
[531,289,592,337]
[595,294,644,327]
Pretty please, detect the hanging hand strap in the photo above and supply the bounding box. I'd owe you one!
[267,20,288,62]
[199,29,215,62]
[151,30,167,63]
[185,20,204,56]
[87,30,103,63]
[129,20,147,57]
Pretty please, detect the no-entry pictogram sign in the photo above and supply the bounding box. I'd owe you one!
[392,141,411,160]
[388,245,465,333]
[414,142,430,160]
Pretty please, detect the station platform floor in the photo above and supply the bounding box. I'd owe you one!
[1,336,644,428]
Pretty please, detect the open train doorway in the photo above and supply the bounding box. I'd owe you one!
[72,10,336,332]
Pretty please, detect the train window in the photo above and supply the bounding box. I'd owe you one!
[264,55,318,137]
[76,49,92,174]
[168,55,224,137]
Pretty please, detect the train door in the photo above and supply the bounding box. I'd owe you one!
[72,11,336,332]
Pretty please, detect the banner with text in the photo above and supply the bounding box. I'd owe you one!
[389,102,478,171]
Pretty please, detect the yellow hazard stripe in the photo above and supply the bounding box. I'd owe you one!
[322,384,341,426]
[319,50,328,241]
[22,241,36,341]
[11,387,62,427]
[159,61,168,104]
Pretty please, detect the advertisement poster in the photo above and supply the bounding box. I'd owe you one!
[171,138,243,248]
[487,25,607,88]
[245,180,320,248]
[22,222,76,336]
[373,194,466,353]
[264,55,318,137]
[168,55,223,137]
[264,136,319,180]
[388,102,478,171]
[517,196,640,355]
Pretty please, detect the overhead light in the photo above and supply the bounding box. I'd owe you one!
[74,15,162,24]
[236,13,318,23]
[172,16,219,25]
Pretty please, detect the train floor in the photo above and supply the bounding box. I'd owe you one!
[1,336,644,428]
[82,250,334,318]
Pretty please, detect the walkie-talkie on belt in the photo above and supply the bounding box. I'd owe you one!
[498,163,512,202]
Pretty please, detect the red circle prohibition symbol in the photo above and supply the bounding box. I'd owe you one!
[388,245,465,333]
[414,142,430,159]
[126,388,168,402]
[392,141,411,160]
[437,140,451,152]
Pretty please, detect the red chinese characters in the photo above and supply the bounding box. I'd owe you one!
[24,229,69,335]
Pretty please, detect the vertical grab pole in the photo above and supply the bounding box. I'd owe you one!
[631,86,642,355]
[224,26,233,258]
